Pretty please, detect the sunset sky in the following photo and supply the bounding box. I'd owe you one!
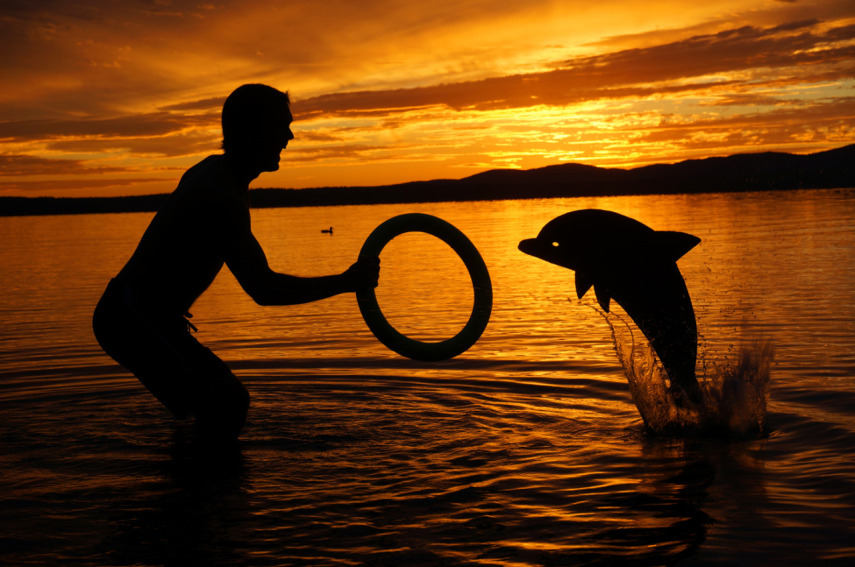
[1,0,853,197]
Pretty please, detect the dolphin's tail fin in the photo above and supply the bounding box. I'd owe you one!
[655,231,701,263]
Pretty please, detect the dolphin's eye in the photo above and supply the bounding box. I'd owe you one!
[551,241,560,248]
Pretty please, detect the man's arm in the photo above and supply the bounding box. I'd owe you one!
[226,226,379,306]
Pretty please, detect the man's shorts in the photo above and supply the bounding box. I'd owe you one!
[93,278,249,438]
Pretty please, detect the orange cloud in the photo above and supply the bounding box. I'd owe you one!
[0,154,126,176]
[295,21,855,117]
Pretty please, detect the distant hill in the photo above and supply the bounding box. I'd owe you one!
[2,144,853,216]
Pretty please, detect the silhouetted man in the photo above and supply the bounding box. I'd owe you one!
[93,84,379,440]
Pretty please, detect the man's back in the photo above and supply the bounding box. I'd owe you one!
[117,155,249,318]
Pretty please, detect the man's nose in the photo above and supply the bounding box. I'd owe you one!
[282,128,294,147]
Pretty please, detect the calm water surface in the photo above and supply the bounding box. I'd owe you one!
[1,189,854,565]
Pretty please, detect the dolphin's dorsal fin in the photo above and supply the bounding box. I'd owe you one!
[575,272,594,299]
[594,285,611,312]
[655,231,701,263]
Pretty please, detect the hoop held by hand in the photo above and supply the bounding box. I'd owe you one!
[356,213,492,361]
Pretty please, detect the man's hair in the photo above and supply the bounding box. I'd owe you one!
[221,84,290,154]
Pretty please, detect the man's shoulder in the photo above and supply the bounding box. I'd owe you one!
[176,155,246,200]
[179,155,230,187]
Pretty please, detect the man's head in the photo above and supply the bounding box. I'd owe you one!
[221,84,293,173]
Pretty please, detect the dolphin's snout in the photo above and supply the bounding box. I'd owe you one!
[519,237,571,269]
[518,238,542,258]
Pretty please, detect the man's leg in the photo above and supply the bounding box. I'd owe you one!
[93,280,249,438]
[177,334,250,440]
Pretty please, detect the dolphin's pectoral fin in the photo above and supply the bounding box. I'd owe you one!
[594,285,611,312]
[575,272,594,299]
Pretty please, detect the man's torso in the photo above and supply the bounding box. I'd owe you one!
[117,155,249,317]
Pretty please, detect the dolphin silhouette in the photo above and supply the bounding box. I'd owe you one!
[519,209,703,407]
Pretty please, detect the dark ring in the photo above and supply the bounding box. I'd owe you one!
[356,213,492,361]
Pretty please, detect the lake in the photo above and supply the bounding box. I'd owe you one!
[1,189,854,565]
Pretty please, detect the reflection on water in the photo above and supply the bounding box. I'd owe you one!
[1,189,855,565]
[373,231,474,340]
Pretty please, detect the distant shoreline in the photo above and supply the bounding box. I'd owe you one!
[2,144,853,217]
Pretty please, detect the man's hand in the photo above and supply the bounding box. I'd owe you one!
[343,256,380,292]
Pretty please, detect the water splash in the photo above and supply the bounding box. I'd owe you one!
[599,306,772,438]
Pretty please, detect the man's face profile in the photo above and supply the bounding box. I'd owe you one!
[253,109,294,173]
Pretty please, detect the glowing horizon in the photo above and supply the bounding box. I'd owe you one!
[1,0,853,197]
